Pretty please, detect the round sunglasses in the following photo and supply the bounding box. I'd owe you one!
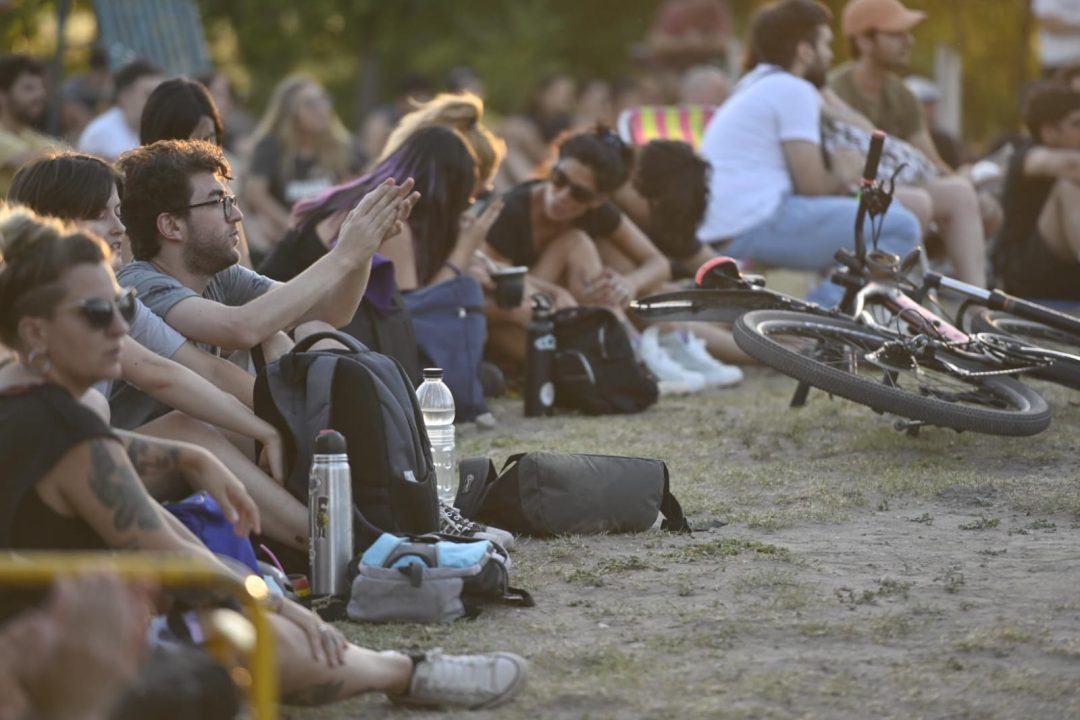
[58,287,138,330]
[550,166,598,204]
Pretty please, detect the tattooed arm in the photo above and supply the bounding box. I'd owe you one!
[113,430,187,499]
[113,430,260,537]
[46,439,176,552]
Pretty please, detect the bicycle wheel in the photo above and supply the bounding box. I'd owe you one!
[734,310,1051,436]
[967,308,1080,390]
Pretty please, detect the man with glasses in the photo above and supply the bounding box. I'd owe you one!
[116,139,416,361]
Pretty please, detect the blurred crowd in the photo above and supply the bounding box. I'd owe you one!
[3,0,1080,716]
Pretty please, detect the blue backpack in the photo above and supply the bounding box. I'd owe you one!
[165,492,259,573]
[403,276,488,421]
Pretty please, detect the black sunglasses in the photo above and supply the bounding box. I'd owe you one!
[60,287,138,330]
[550,166,597,204]
[181,193,239,221]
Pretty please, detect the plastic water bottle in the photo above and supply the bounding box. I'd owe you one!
[309,429,353,599]
[525,295,556,417]
[416,368,457,503]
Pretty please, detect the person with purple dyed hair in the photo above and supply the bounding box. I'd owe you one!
[275,125,498,292]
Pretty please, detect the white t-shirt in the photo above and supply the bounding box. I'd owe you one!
[697,65,822,242]
[1034,0,1080,68]
[77,106,140,161]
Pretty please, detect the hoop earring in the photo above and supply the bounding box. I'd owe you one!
[24,347,52,376]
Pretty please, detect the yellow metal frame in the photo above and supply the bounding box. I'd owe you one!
[0,552,278,720]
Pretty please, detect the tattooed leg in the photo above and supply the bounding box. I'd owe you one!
[275,620,412,704]
[283,680,345,706]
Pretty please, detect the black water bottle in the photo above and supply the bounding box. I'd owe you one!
[525,293,556,417]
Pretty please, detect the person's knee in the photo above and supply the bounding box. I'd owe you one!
[896,188,932,233]
[885,205,923,251]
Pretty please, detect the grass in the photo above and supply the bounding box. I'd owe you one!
[289,369,1080,719]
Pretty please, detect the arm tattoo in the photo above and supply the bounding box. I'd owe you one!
[125,435,185,482]
[283,680,344,706]
[89,441,164,533]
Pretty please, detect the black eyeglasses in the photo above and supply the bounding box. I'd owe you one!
[181,193,239,221]
[59,287,138,330]
[550,166,597,204]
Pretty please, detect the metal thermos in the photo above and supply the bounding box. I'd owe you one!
[525,294,556,417]
[309,429,353,598]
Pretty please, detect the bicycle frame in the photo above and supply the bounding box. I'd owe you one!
[0,552,279,720]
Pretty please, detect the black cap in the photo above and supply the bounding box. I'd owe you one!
[422,368,444,380]
[315,429,347,454]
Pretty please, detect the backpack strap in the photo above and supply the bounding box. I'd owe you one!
[304,355,338,442]
[293,330,369,354]
[503,585,535,607]
[658,463,691,534]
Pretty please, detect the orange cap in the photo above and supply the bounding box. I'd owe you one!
[842,0,926,37]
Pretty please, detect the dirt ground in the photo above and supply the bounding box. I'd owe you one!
[291,368,1080,720]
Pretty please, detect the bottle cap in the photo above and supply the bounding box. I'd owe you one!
[531,292,553,317]
[315,429,347,454]
[422,368,444,380]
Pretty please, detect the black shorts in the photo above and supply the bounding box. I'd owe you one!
[998,231,1080,301]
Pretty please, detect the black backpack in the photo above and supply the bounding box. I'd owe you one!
[552,307,659,415]
[259,226,422,384]
[253,331,438,549]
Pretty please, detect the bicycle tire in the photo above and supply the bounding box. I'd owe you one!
[734,310,1051,436]
[967,308,1080,390]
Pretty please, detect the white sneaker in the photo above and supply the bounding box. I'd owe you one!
[439,500,516,551]
[638,327,706,395]
[660,330,744,387]
[391,649,528,710]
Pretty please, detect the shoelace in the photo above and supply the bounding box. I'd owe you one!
[440,502,481,534]
[415,651,493,699]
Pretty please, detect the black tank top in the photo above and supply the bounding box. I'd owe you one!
[0,382,116,551]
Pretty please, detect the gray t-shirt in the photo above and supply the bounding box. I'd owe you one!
[93,297,187,399]
[117,261,275,355]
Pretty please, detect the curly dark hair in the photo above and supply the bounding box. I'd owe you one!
[117,139,231,260]
[552,124,634,194]
[633,140,710,260]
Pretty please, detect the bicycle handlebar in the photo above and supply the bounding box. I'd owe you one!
[853,131,887,264]
[861,130,886,188]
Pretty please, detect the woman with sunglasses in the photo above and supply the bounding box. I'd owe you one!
[483,126,738,389]
[0,204,528,711]
[484,126,669,310]
[8,152,314,554]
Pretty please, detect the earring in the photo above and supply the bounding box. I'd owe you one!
[24,347,52,376]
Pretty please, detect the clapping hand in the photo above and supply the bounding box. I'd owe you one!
[334,178,420,265]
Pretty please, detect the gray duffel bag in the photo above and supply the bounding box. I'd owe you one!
[460,452,690,537]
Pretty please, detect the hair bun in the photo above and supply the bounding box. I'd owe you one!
[0,205,65,266]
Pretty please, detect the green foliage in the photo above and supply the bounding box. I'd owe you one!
[197,0,660,125]
[3,0,1041,145]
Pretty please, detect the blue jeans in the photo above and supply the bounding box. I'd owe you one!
[724,194,922,307]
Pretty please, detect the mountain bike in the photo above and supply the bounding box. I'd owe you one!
[632,132,1053,436]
